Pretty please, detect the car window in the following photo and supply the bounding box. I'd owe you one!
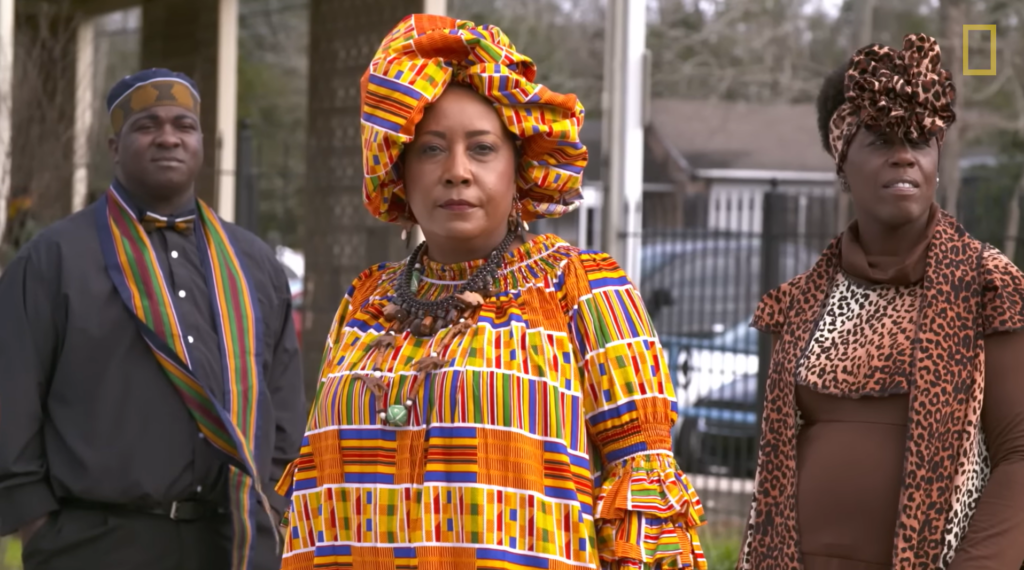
[699,374,758,407]
[279,263,300,281]
[643,245,760,335]
[641,238,818,337]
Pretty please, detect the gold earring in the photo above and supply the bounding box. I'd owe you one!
[509,197,528,234]
[401,203,416,242]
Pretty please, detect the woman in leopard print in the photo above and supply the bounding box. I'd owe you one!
[737,33,1024,570]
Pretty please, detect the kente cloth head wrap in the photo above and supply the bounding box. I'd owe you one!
[107,68,201,134]
[828,33,956,174]
[360,14,588,224]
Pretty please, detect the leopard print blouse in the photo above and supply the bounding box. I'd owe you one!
[737,212,1024,569]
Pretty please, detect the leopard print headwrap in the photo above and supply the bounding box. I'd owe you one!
[828,33,957,174]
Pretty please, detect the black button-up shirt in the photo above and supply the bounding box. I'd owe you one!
[0,194,305,536]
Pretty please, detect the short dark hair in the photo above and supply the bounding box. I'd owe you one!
[815,63,848,157]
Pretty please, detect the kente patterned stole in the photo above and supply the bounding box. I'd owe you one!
[94,182,276,570]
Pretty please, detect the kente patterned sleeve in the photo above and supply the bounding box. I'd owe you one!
[265,258,306,518]
[275,269,367,569]
[567,251,708,570]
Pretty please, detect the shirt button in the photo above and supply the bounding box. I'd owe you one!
[199,433,205,439]
[188,335,194,344]
[196,485,203,493]
[171,251,179,259]
[178,290,186,298]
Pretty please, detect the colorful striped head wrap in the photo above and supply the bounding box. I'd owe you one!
[360,14,588,224]
[107,68,201,134]
[829,33,956,174]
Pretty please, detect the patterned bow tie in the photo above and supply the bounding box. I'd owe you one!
[141,212,196,234]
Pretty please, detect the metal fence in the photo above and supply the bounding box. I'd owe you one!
[644,184,1024,558]
[639,187,839,542]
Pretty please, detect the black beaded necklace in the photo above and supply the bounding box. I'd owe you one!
[383,229,517,336]
[359,229,519,427]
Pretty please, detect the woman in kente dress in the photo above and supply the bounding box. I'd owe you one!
[737,34,1024,570]
[276,14,707,570]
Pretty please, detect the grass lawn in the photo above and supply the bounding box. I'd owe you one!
[700,519,745,570]
[1,537,21,570]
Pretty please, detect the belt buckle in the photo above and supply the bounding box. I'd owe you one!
[169,500,181,520]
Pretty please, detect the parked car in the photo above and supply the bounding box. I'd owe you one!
[641,236,818,408]
[275,245,304,345]
[673,372,759,477]
[661,315,758,408]
[640,236,818,337]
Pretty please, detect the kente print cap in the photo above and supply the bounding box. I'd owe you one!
[360,14,588,224]
[107,68,201,134]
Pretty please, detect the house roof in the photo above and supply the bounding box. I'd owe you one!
[582,100,1002,185]
[578,118,679,185]
[650,99,835,173]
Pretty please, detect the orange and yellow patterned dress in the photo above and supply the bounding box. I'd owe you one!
[277,234,707,570]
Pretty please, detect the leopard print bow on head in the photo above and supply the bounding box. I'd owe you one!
[828,33,957,174]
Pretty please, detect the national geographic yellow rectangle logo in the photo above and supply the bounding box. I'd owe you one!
[963,25,996,76]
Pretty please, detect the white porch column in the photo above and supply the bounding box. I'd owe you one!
[423,0,446,16]
[0,0,14,243]
[404,0,447,250]
[215,0,238,221]
[72,16,95,213]
[602,0,647,285]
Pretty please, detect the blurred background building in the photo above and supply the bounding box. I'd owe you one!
[1,0,1021,567]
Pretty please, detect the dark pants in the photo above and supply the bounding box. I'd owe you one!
[20,504,281,570]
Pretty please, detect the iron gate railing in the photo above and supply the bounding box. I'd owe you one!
[639,187,838,541]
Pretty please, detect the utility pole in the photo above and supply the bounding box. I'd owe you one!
[0,0,14,250]
[939,0,965,217]
[837,0,876,231]
[601,0,647,285]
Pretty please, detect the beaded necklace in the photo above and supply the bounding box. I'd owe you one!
[354,229,517,426]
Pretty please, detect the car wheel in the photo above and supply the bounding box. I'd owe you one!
[673,419,703,474]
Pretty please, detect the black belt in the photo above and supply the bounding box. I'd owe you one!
[62,498,229,521]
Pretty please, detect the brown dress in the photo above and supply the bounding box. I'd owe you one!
[792,210,1024,569]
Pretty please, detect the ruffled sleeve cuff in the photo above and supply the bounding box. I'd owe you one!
[274,459,299,533]
[594,453,708,569]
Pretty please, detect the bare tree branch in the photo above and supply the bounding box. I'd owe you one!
[1,1,86,261]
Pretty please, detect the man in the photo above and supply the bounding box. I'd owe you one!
[0,69,305,570]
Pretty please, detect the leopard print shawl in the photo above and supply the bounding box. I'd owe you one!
[737,211,1024,569]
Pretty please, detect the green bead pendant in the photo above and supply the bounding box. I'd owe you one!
[385,404,409,426]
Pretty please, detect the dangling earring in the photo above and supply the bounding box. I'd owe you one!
[509,196,528,235]
[400,203,416,244]
[839,176,851,194]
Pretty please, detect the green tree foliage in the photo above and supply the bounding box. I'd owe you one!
[448,0,606,116]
